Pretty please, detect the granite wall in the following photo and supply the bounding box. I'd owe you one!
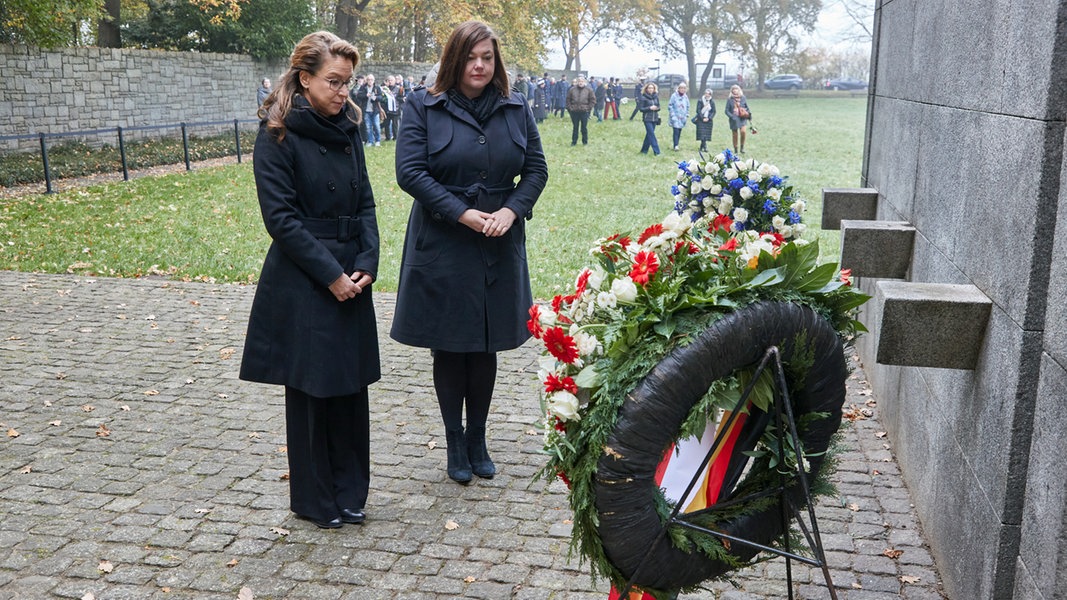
[0,44,432,151]
[857,0,1067,598]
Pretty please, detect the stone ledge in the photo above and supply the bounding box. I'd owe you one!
[875,282,992,369]
[821,188,879,230]
[840,220,916,279]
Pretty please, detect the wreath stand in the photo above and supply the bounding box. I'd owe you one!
[616,346,839,600]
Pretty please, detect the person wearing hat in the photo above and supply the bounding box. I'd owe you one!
[532,78,548,123]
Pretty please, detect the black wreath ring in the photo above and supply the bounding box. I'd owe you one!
[594,301,848,590]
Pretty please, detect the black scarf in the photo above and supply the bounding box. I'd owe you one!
[447,87,500,125]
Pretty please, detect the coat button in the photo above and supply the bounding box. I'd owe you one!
[327,181,336,191]
[432,212,443,221]
[319,146,327,154]
[477,135,486,144]
[344,145,352,154]
[479,171,488,179]
[350,179,358,189]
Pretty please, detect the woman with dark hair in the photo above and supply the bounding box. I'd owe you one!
[392,20,549,484]
[637,81,662,156]
[241,31,380,529]
[695,88,716,153]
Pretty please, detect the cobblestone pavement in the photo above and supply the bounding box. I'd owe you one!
[0,272,946,600]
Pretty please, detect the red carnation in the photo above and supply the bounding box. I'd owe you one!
[638,224,664,245]
[551,294,565,314]
[719,237,738,252]
[711,214,734,233]
[543,326,580,364]
[770,232,786,247]
[629,251,660,286]
[527,305,544,339]
[840,268,853,287]
[544,373,579,395]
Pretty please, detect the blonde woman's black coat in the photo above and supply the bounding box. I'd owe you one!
[240,96,381,397]
[391,88,548,353]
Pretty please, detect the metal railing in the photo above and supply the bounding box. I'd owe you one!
[0,118,259,194]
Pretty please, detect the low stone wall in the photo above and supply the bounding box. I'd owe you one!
[0,44,433,152]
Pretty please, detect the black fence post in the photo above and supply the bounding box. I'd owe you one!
[39,133,54,194]
[181,122,191,171]
[234,119,242,164]
[118,126,130,181]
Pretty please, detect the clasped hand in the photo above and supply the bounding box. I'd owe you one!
[328,270,373,302]
[459,207,517,237]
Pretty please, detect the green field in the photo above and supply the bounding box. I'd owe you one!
[0,96,867,299]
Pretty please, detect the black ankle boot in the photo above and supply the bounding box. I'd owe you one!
[466,425,496,479]
[445,428,472,483]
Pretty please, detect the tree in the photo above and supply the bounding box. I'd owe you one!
[0,0,104,47]
[632,0,728,97]
[98,0,120,47]
[543,0,649,75]
[334,0,372,43]
[725,0,822,90]
[836,0,874,43]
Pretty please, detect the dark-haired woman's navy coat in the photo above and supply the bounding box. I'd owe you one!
[391,88,548,353]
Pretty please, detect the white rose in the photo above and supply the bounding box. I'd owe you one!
[701,177,714,190]
[733,207,749,223]
[539,309,557,328]
[757,163,773,176]
[676,170,686,182]
[547,391,581,422]
[714,153,726,163]
[767,188,782,201]
[747,171,762,183]
[724,168,739,180]
[772,215,786,230]
[596,290,617,309]
[702,197,717,211]
[770,166,780,177]
[587,266,606,290]
[687,159,700,172]
[739,186,753,200]
[611,276,638,303]
[791,200,806,213]
[571,330,600,356]
[689,181,701,195]
[643,234,669,250]
[778,225,793,238]
[662,211,689,233]
[709,184,723,195]
[794,223,808,236]
[704,162,719,174]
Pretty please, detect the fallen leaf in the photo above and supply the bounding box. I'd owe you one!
[872,469,882,476]
[219,348,235,360]
[19,465,32,474]
[161,587,171,593]
[463,576,476,583]
[81,593,95,600]
[120,406,130,412]
[847,503,860,512]
[865,399,877,407]
[269,527,289,536]
[145,314,157,321]
[44,400,52,407]
[603,446,623,459]
[900,575,920,584]
[144,390,159,396]
[444,520,459,531]
[7,428,19,438]
[247,432,261,439]
[237,587,254,600]
[55,372,67,380]
[427,440,438,450]
[563,519,573,525]
[851,582,863,589]
[98,559,114,573]
[525,429,539,435]
[226,558,238,568]
[49,420,61,426]
[278,446,287,454]
[186,378,195,384]
[82,404,95,412]
[195,508,212,514]
[279,472,290,481]
[395,421,408,427]
[217,393,229,399]
[96,424,111,437]
[875,431,887,438]
[190,300,200,306]
[883,548,904,559]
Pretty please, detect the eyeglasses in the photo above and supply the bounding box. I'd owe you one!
[315,74,357,92]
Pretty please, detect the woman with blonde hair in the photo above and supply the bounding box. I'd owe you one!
[242,31,380,529]
[724,84,752,154]
[637,81,662,156]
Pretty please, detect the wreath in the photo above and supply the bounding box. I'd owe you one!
[530,150,869,597]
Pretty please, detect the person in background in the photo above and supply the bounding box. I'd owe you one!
[637,81,661,156]
[603,77,619,120]
[555,76,570,118]
[667,81,690,151]
[392,20,548,485]
[695,88,716,153]
[512,73,528,97]
[592,77,605,122]
[612,78,624,119]
[724,84,752,154]
[566,75,595,145]
[241,30,380,530]
[532,78,548,123]
[257,77,272,106]
[381,75,400,141]
[353,74,384,146]
[630,78,644,120]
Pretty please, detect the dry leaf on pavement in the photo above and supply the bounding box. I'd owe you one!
[7,428,19,437]
[269,527,289,536]
[98,559,114,573]
[445,520,459,531]
[883,548,904,559]
[237,587,254,600]
[900,575,920,584]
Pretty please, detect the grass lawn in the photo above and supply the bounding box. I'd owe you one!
[0,95,867,299]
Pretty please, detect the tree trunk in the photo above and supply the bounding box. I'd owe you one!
[97,0,120,47]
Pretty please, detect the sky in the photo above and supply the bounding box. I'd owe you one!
[545,2,869,79]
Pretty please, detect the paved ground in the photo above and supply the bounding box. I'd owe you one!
[0,271,946,599]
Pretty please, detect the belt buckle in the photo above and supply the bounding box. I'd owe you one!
[337,216,353,241]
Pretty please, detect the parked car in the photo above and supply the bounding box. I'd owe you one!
[653,73,687,90]
[762,74,804,90]
[825,77,868,91]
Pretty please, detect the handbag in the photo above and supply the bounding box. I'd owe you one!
[735,98,750,119]
[691,115,699,124]
[654,116,661,125]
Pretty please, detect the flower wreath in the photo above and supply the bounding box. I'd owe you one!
[530,150,869,595]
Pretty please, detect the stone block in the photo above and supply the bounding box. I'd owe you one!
[839,220,915,279]
[821,188,879,230]
[875,281,992,369]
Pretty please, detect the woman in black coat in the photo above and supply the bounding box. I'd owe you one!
[638,81,662,155]
[240,31,380,529]
[695,88,716,153]
[724,84,752,154]
[392,20,548,484]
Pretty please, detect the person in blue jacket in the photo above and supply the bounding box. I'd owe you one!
[241,31,380,529]
[392,20,549,484]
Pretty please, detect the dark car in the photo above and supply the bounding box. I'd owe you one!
[825,77,868,91]
[763,74,803,90]
[654,73,687,90]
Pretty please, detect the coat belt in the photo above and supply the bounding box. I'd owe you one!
[299,216,362,241]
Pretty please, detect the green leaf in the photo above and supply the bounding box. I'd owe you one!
[573,364,599,388]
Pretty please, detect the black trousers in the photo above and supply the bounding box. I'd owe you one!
[285,386,370,522]
[570,110,589,144]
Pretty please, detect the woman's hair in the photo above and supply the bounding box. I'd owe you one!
[260,31,362,142]
[429,21,510,97]
[644,82,658,94]
[730,84,743,95]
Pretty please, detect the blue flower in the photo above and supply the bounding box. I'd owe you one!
[729,178,746,190]
[671,184,680,195]
[788,210,801,224]
[677,161,691,174]
[763,199,778,214]
[748,182,761,194]
[690,212,701,222]
[675,200,685,213]
[769,176,783,187]
[723,149,736,162]
[691,174,702,183]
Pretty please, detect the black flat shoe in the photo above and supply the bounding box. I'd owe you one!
[339,508,365,524]
[296,514,343,529]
